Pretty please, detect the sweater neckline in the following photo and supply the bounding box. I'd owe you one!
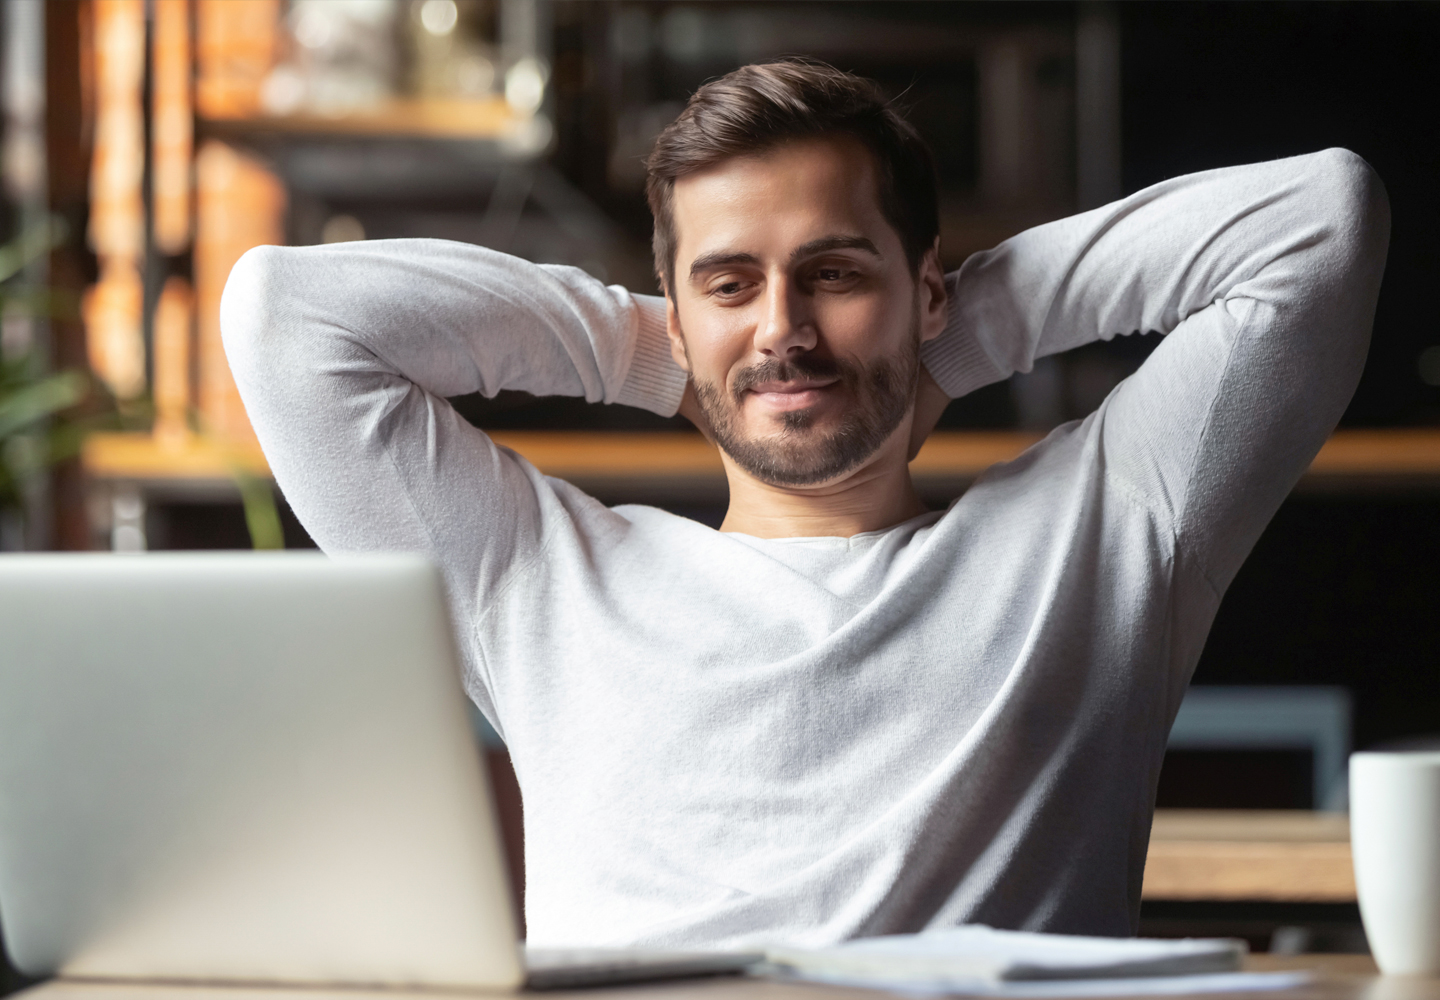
[720,508,944,545]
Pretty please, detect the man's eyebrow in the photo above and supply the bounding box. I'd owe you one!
[686,237,882,281]
[688,250,760,281]
[789,235,882,262]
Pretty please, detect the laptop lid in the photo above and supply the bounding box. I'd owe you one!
[0,552,523,991]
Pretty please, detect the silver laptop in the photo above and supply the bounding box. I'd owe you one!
[0,553,758,991]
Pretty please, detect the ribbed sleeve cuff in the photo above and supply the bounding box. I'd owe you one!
[919,286,1010,399]
[614,295,689,416]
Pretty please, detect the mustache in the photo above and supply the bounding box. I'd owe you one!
[729,355,856,402]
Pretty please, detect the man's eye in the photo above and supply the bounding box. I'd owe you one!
[712,281,747,296]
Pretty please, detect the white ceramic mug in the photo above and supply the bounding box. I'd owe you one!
[1350,751,1440,974]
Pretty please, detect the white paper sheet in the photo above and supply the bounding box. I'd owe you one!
[762,969,1312,997]
[766,926,1248,985]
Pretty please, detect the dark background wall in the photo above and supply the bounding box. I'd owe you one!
[1122,1,1440,428]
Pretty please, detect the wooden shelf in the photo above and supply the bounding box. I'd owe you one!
[483,429,1050,482]
[77,429,1048,486]
[486,430,723,479]
[1304,428,1440,476]
[82,433,269,481]
[910,431,1046,477]
[201,97,524,141]
[81,427,1440,490]
[1142,809,1354,902]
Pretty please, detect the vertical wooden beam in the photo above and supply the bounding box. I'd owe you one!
[151,0,192,255]
[194,140,283,443]
[194,0,279,120]
[152,275,193,444]
[84,0,146,400]
[46,0,95,551]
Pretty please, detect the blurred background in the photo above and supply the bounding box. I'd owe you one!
[1,0,1438,973]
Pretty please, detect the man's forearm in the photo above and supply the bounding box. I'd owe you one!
[218,239,685,576]
[223,240,686,417]
[918,149,1389,402]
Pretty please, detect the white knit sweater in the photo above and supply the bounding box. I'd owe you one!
[222,149,1388,949]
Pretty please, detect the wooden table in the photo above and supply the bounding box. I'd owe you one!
[12,956,1431,1000]
[1144,811,1355,902]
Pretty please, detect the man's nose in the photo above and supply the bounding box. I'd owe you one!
[753,276,817,359]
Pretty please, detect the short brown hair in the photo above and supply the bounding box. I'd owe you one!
[645,60,940,297]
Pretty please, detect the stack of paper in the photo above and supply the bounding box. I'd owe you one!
[762,926,1304,996]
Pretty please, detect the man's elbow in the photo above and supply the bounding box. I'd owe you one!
[220,243,297,382]
[1313,147,1391,273]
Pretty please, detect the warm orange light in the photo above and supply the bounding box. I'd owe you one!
[152,0,193,255]
[86,0,147,400]
[195,141,286,443]
[88,0,144,260]
[195,0,280,120]
[153,277,195,445]
[82,259,145,401]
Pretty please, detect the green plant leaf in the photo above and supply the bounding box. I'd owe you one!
[233,468,285,550]
[0,215,66,286]
[0,369,87,439]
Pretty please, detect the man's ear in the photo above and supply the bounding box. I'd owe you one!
[917,237,947,345]
[665,292,692,373]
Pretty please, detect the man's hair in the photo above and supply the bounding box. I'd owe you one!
[645,59,940,297]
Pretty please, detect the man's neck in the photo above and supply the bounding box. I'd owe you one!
[717,424,929,538]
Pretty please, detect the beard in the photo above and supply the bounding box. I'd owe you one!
[688,316,921,488]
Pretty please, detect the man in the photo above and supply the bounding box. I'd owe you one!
[223,62,1388,949]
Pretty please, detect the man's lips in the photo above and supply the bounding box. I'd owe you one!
[745,378,840,412]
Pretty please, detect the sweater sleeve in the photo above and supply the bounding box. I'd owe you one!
[920,148,1389,590]
[221,239,688,595]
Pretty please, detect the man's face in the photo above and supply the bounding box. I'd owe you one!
[665,136,943,488]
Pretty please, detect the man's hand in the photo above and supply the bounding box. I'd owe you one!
[908,366,950,462]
